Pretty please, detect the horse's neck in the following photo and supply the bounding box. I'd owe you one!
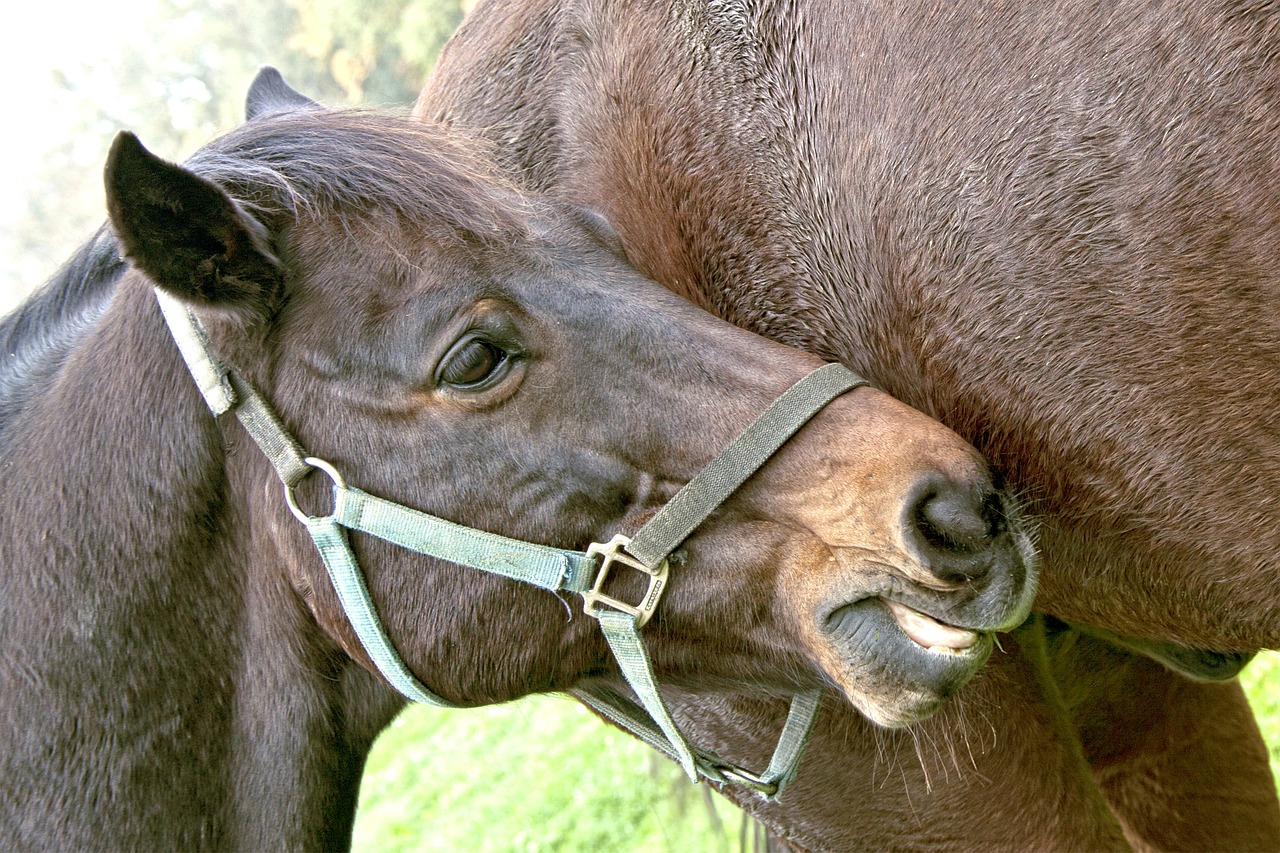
[0,227,123,437]
[0,282,394,849]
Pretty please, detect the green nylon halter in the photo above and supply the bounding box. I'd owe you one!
[156,288,867,800]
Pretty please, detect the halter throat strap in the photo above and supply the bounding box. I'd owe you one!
[156,289,865,800]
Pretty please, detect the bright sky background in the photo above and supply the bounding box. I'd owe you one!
[1,0,150,205]
[0,0,158,313]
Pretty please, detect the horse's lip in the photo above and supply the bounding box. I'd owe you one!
[882,598,983,654]
[817,598,994,726]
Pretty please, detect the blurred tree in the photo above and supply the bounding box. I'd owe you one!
[287,0,466,103]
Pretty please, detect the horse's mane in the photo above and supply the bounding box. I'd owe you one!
[0,226,123,435]
[0,110,533,435]
[185,110,535,244]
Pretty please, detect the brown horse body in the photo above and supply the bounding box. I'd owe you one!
[0,102,1033,846]
[420,1,1280,847]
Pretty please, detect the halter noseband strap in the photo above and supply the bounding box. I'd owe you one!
[156,289,866,800]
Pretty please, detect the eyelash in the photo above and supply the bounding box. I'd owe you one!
[437,337,509,389]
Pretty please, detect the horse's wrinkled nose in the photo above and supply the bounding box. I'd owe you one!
[909,479,1007,583]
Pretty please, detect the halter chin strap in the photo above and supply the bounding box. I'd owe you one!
[156,288,866,799]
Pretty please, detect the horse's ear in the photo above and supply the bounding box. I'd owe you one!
[245,66,323,121]
[105,131,282,310]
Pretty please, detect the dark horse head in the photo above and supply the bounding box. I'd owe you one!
[0,99,1034,846]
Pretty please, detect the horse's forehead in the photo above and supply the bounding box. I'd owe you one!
[284,216,463,292]
[274,220,526,339]
[271,208,633,348]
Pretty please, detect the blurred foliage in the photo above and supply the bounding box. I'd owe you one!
[286,0,469,103]
[1,0,468,313]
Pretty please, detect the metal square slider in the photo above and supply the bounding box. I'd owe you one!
[582,534,669,628]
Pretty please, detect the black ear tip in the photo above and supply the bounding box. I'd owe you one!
[106,131,158,170]
[108,131,144,160]
[105,132,139,194]
[104,132,162,197]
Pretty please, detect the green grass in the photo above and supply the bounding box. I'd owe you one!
[1241,649,1280,797]
[352,695,743,852]
[355,651,1280,850]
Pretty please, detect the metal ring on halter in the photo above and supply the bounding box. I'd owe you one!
[283,456,346,524]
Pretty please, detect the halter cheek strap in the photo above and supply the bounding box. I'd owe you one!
[157,288,866,800]
[570,360,864,794]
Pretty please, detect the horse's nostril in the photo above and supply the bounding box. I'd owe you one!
[911,482,1005,568]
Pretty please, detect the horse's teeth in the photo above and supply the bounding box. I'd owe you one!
[884,599,980,651]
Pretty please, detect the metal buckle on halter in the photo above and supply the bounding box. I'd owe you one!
[701,757,780,798]
[582,533,669,628]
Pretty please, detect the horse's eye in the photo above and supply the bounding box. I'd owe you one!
[439,338,507,388]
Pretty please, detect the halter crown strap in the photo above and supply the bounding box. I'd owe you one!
[156,289,865,799]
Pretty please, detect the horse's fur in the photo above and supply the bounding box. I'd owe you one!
[0,226,121,435]
[423,0,1280,652]
[1,104,1034,848]
[419,0,1280,847]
